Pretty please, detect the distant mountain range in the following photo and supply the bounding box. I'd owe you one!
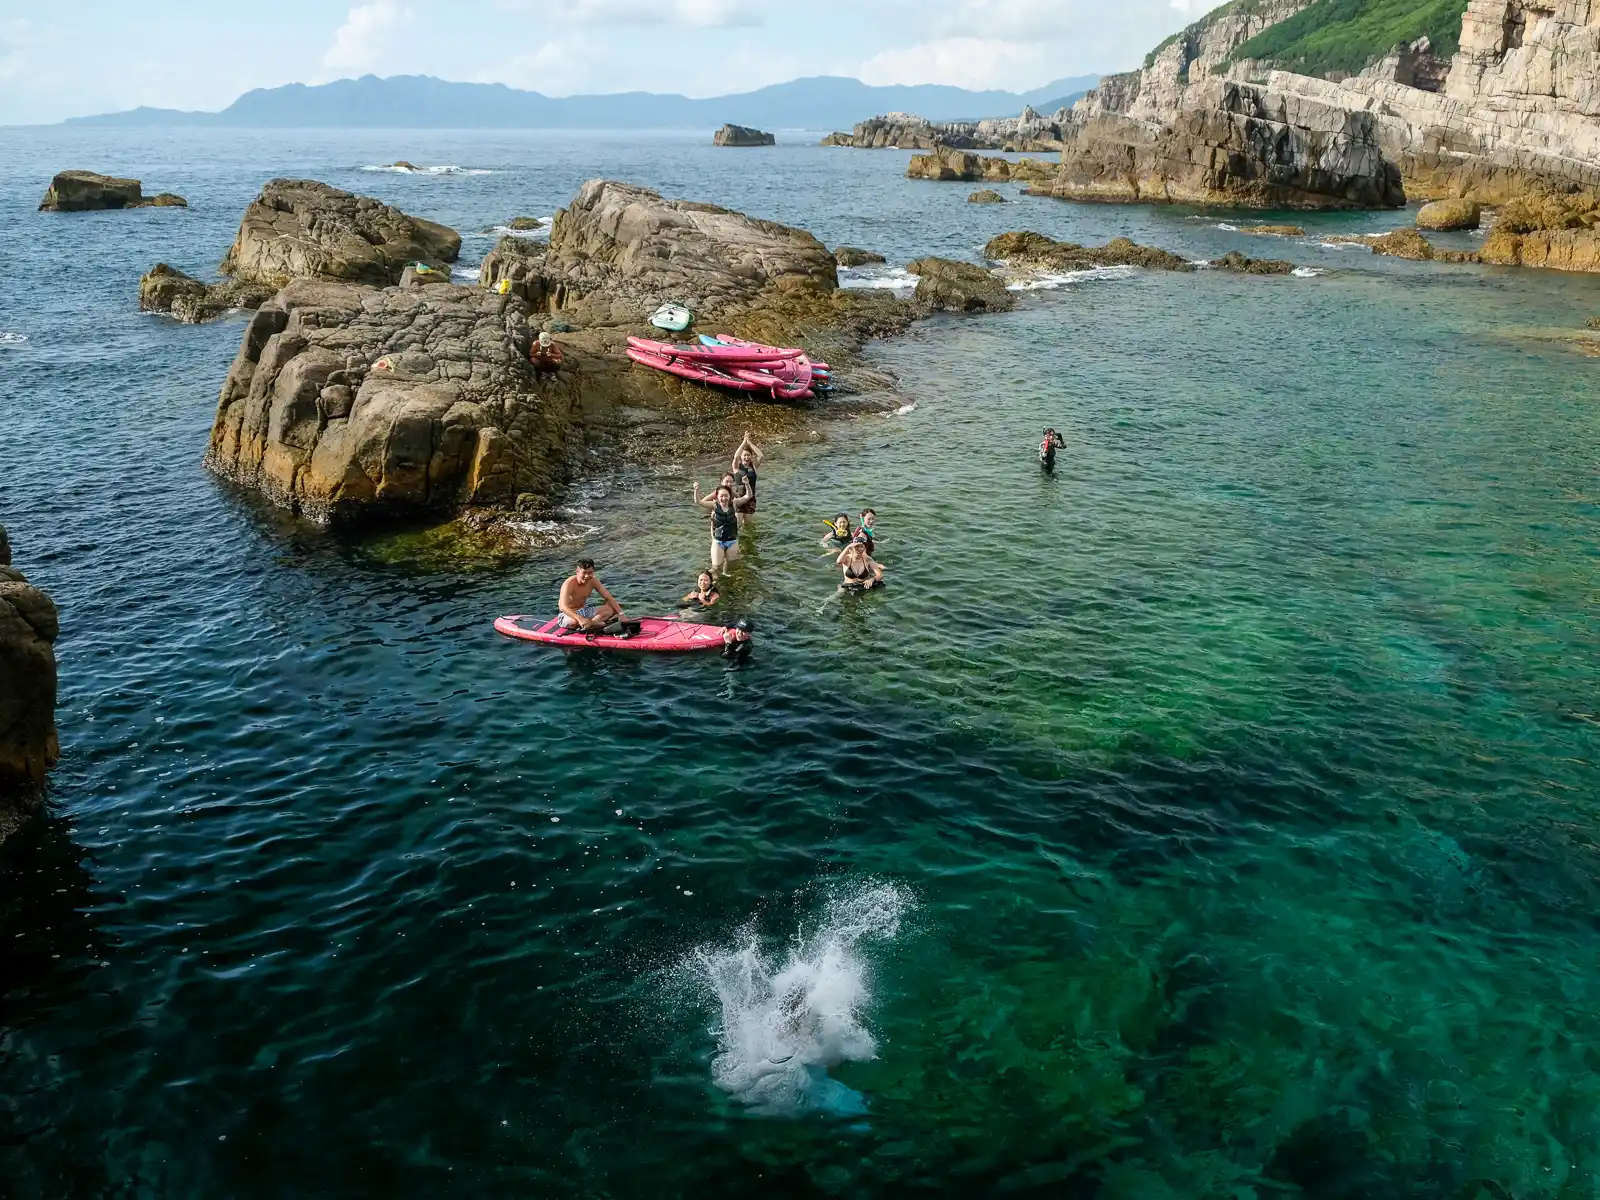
[64,73,1100,130]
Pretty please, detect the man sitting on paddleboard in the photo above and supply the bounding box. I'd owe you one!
[558,558,627,632]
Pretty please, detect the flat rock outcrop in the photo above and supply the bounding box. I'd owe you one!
[823,109,1067,152]
[39,170,187,211]
[1038,78,1405,209]
[714,124,775,147]
[0,525,59,792]
[1479,190,1600,271]
[908,149,1056,185]
[220,179,462,289]
[968,189,1006,203]
[907,258,1016,313]
[985,231,1195,273]
[139,263,275,323]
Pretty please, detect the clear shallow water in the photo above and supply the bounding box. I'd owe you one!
[3,128,1600,1198]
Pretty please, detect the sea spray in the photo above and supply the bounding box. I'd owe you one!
[686,881,912,1117]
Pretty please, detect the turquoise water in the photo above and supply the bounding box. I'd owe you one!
[3,128,1600,1198]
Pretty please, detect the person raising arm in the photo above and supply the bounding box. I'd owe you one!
[731,431,764,522]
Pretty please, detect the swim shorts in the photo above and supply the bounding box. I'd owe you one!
[558,605,598,628]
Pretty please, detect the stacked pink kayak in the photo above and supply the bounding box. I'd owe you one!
[625,335,831,401]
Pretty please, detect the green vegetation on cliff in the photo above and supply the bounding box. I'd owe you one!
[1223,0,1470,76]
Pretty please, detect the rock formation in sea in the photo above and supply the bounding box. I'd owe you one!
[0,524,60,798]
[822,109,1068,152]
[139,264,276,324]
[1036,78,1405,208]
[907,258,1016,313]
[968,189,1007,204]
[1416,198,1482,230]
[1046,0,1600,258]
[208,180,905,526]
[833,247,886,267]
[713,124,775,147]
[1240,224,1306,236]
[39,170,187,211]
[220,179,462,289]
[907,149,1056,185]
[984,230,1302,276]
[1479,191,1600,271]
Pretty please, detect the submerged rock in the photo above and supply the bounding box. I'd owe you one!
[139,263,275,323]
[0,524,59,795]
[833,246,886,267]
[968,189,1007,204]
[506,216,545,230]
[220,179,462,289]
[1239,224,1306,236]
[1416,198,1482,231]
[1368,227,1438,259]
[714,124,775,147]
[39,170,187,211]
[906,258,1015,313]
[1208,250,1295,274]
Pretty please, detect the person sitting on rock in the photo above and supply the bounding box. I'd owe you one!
[558,558,627,633]
[530,331,564,378]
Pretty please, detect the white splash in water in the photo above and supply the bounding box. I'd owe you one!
[687,881,912,1118]
[838,265,918,294]
[483,218,553,241]
[1216,221,1240,232]
[886,401,917,418]
[361,163,494,175]
[1006,264,1136,291]
[1292,266,1324,277]
[0,332,27,346]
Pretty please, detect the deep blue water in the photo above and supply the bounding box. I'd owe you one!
[3,128,1600,1198]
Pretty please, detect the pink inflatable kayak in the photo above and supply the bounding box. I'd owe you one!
[626,347,814,399]
[704,335,832,376]
[627,335,803,362]
[495,614,729,651]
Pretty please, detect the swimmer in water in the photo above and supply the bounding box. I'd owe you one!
[681,570,719,609]
[820,513,854,548]
[1039,427,1064,471]
[723,617,754,656]
[836,540,885,592]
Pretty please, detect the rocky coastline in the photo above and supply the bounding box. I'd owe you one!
[823,107,1070,153]
[0,524,59,841]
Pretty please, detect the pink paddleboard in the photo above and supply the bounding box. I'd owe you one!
[494,614,730,652]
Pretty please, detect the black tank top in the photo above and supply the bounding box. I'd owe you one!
[737,465,757,499]
[712,502,738,542]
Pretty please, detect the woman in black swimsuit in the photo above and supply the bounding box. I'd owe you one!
[692,482,742,575]
[731,431,764,525]
[681,570,719,609]
[836,540,884,591]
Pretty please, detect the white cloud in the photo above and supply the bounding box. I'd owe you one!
[479,35,601,95]
[323,2,413,75]
[857,36,1056,91]
[497,0,765,26]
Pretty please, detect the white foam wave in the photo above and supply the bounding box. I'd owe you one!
[0,332,27,346]
[685,881,912,1118]
[361,163,493,175]
[503,518,599,546]
[885,401,917,418]
[451,264,479,283]
[1292,266,1324,277]
[484,218,553,242]
[1316,240,1369,251]
[838,265,918,293]
[1006,264,1136,291]
[1216,221,1240,232]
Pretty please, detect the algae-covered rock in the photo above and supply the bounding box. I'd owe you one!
[1368,228,1436,260]
[1478,190,1600,272]
[1240,224,1305,236]
[1416,198,1481,231]
[968,189,1007,204]
[1209,250,1295,274]
[139,263,275,323]
[906,258,1015,313]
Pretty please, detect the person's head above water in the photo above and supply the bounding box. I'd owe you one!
[829,513,852,536]
[697,571,714,592]
[842,540,869,562]
[738,448,755,468]
[720,473,736,488]
[716,485,734,506]
[859,509,876,528]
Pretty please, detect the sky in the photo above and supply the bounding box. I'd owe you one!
[0,0,1218,124]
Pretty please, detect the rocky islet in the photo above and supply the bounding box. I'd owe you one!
[39,170,187,211]
[713,124,775,146]
[0,523,59,836]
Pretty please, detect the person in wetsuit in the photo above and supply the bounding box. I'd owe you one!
[692,482,742,574]
[731,431,764,524]
[1039,428,1064,471]
[836,540,884,591]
